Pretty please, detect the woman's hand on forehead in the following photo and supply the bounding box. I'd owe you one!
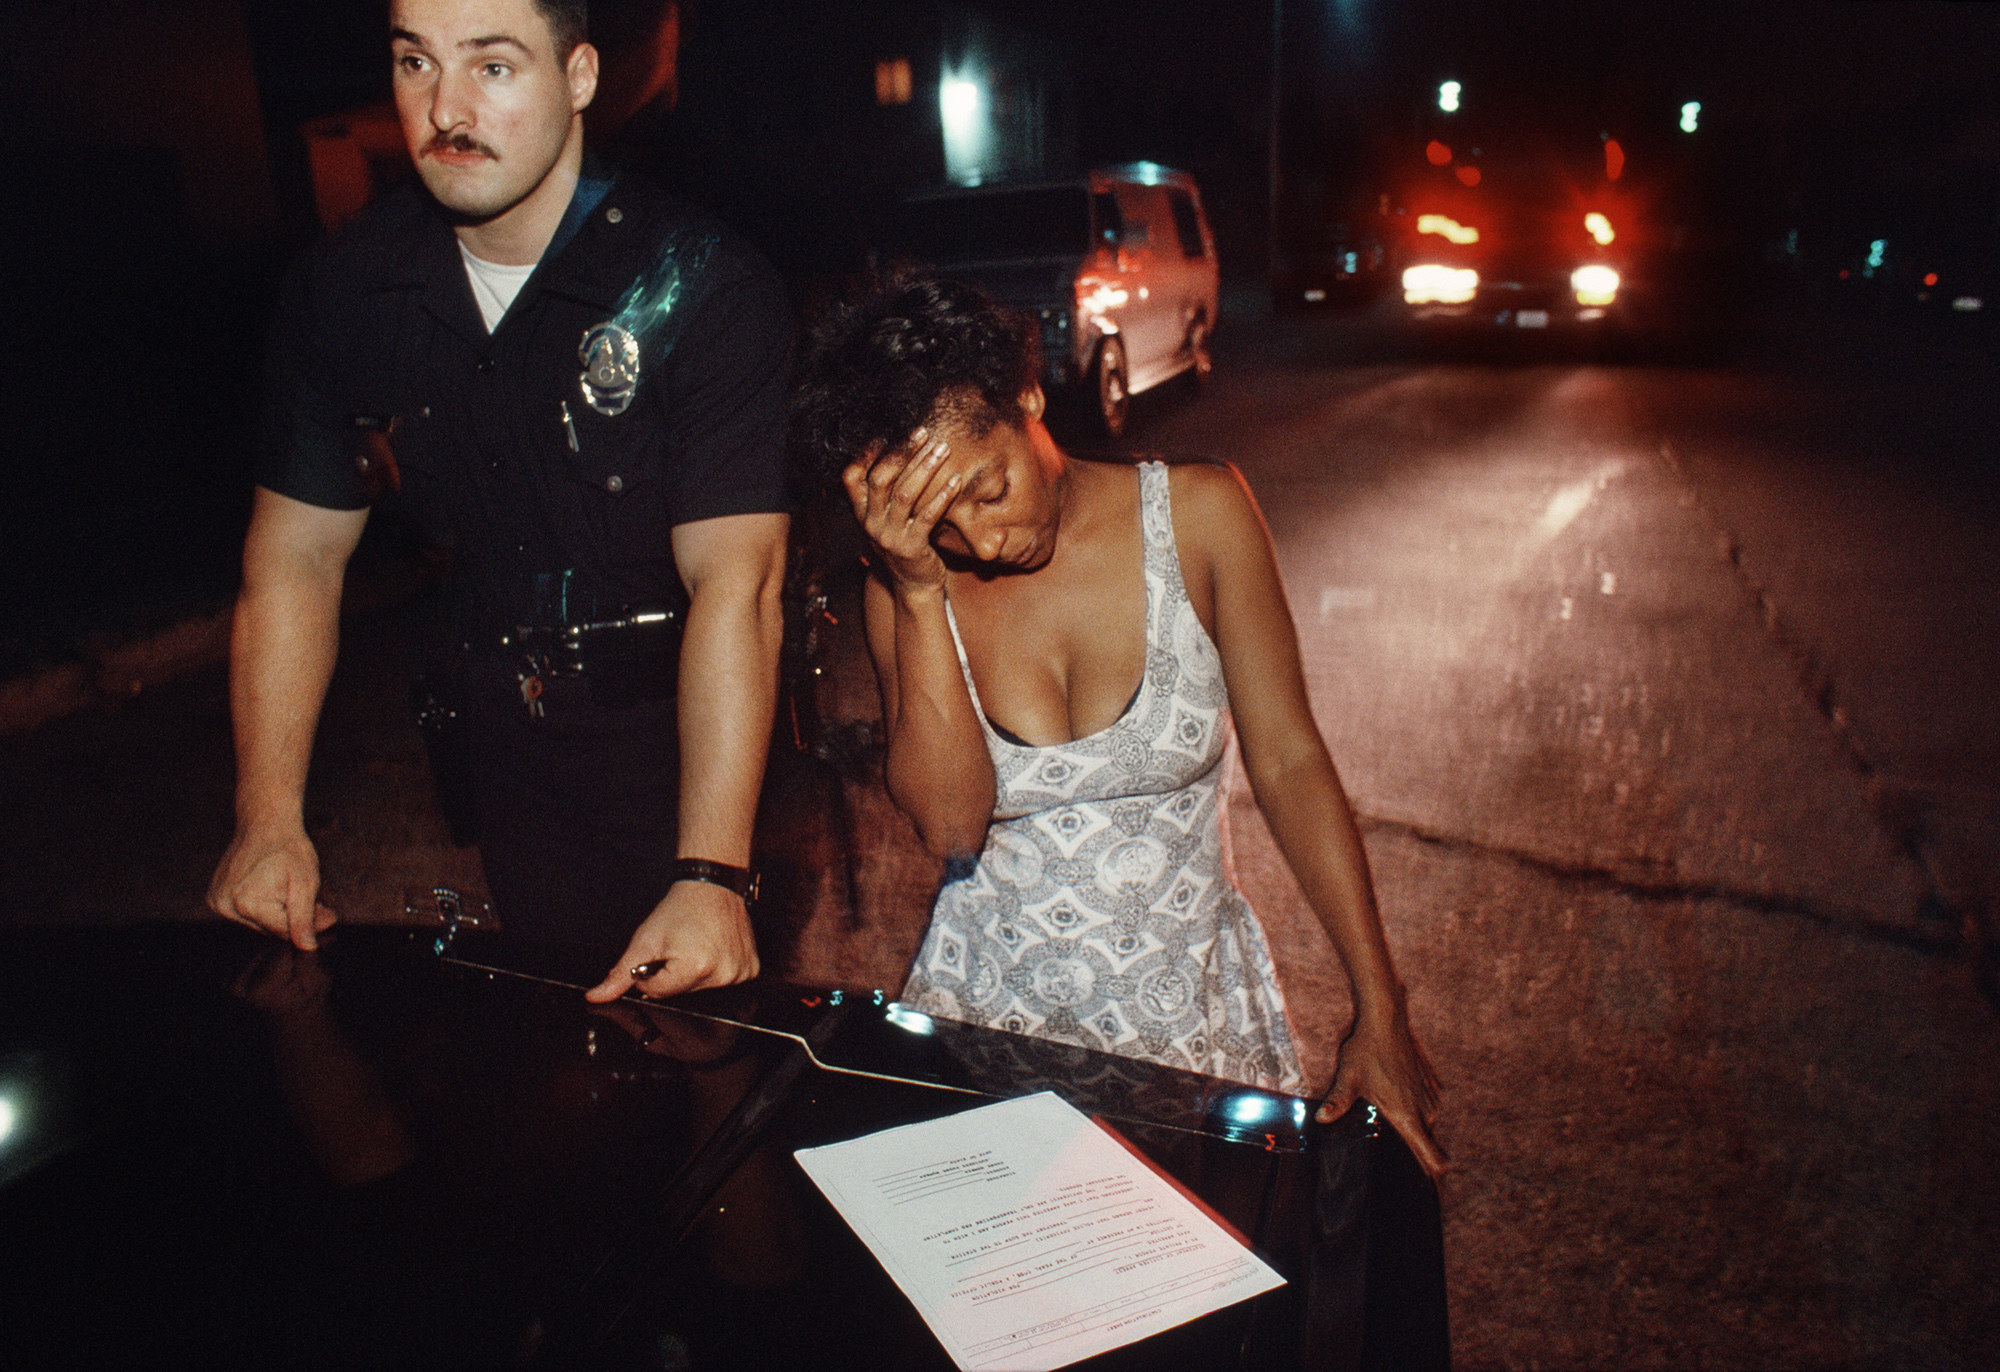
[843,427,966,589]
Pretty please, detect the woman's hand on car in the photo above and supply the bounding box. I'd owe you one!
[1318,1009,1449,1180]
[842,429,964,592]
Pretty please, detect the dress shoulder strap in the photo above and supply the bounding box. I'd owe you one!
[1138,459,1174,552]
[1136,458,1209,642]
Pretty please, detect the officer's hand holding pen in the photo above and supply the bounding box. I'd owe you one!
[584,881,760,1003]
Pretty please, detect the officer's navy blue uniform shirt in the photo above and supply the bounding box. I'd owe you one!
[259,167,792,626]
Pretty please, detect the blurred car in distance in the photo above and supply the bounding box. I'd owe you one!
[1272,204,1390,310]
[1827,230,1992,322]
[893,164,1219,436]
[1391,130,1636,334]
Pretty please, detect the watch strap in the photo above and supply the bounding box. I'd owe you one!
[666,857,759,906]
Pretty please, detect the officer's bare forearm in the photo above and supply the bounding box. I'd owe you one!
[229,489,366,833]
[671,514,789,869]
[672,587,782,866]
[230,583,337,831]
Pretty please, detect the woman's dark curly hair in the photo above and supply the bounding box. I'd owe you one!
[791,272,1040,487]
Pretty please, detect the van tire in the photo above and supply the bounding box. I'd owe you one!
[1095,336,1129,438]
[1186,317,1213,384]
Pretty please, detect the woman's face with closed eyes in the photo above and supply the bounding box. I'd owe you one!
[922,387,1068,571]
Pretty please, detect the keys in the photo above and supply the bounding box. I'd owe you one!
[519,672,545,717]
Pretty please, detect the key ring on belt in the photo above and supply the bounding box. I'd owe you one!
[490,606,683,715]
[494,607,682,677]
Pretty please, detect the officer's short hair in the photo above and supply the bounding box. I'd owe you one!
[389,1,589,58]
[531,0,589,56]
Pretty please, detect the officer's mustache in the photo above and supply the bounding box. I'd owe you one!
[424,131,499,160]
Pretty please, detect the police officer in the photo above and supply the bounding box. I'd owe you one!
[207,0,789,1003]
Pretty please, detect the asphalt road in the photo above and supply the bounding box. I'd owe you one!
[2,292,1994,1367]
[1124,296,2000,1367]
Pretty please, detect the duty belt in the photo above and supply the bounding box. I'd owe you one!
[475,606,684,715]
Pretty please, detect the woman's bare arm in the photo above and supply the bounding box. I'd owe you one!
[1176,462,1447,1178]
[848,434,996,859]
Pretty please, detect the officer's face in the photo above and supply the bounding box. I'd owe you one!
[390,0,598,228]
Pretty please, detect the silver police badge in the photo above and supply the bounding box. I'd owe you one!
[578,323,640,416]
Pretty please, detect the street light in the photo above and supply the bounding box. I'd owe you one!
[1439,80,1462,113]
[940,70,988,184]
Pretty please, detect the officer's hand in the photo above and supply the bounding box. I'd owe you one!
[208,826,338,952]
[585,879,759,1003]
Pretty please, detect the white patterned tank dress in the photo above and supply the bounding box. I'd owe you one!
[899,460,1308,1094]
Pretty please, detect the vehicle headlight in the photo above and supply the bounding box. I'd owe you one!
[1572,264,1620,306]
[1416,214,1480,245]
[1403,264,1479,305]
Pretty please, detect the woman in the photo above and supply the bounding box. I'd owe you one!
[795,276,1445,1176]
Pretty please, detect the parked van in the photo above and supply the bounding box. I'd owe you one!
[894,164,1219,436]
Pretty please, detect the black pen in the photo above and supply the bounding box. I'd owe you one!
[629,959,668,980]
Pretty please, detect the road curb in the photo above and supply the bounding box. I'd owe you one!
[0,556,435,738]
[0,609,234,737]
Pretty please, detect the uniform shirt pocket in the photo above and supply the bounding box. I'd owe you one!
[556,400,677,589]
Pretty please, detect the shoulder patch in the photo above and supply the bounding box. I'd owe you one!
[575,228,719,417]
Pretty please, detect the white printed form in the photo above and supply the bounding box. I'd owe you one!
[793,1091,1284,1371]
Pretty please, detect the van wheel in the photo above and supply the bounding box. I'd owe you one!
[1186,317,1213,384]
[1095,337,1129,438]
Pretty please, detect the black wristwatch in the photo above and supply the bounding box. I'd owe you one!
[666,857,759,907]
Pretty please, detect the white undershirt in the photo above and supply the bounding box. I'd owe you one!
[459,243,537,332]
